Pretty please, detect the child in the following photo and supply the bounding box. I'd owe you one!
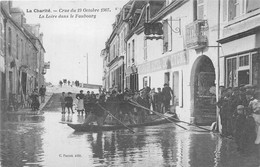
[60,92,66,114]
[233,105,246,151]
[65,92,74,114]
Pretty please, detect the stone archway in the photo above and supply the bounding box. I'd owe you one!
[190,55,216,125]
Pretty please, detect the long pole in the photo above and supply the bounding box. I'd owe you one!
[97,103,135,133]
[128,99,211,132]
[128,100,188,130]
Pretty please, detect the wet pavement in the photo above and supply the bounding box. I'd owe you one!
[1,109,260,167]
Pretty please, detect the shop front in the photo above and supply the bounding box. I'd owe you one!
[220,34,260,88]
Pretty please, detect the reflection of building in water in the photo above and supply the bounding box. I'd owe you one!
[1,124,44,166]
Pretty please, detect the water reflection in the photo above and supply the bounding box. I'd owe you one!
[0,112,260,167]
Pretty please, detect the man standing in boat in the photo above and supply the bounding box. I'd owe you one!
[84,93,106,126]
[136,90,149,123]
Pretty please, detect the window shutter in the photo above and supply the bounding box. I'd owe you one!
[163,19,168,52]
[168,16,172,51]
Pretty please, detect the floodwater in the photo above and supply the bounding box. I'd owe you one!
[0,111,260,167]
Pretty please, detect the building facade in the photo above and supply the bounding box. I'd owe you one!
[102,2,132,92]
[0,1,47,111]
[218,0,260,88]
[101,0,260,125]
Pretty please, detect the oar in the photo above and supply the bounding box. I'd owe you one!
[97,103,135,133]
[128,100,188,130]
[129,99,211,132]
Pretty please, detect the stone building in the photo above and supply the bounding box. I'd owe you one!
[102,1,132,92]
[0,1,46,111]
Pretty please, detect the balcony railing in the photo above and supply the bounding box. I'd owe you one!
[186,20,208,49]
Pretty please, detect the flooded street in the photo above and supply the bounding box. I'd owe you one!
[1,110,260,167]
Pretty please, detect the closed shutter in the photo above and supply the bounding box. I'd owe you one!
[168,16,172,51]
[163,19,168,53]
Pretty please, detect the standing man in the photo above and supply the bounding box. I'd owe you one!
[162,83,174,113]
[39,85,46,103]
[65,92,74,114]
[60,92,66,114]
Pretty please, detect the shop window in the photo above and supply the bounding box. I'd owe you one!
[252,53,260,85]
[239,55,249,67]
[238,70,249,86]
[226,57,237,87]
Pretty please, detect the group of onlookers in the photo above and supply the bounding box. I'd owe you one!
[217,84,260,151]
[59,83,175,126]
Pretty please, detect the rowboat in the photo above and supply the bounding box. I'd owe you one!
[67,113,179,132]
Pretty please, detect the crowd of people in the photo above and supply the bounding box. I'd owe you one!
[60,83,175,126]
[217,84,260,151]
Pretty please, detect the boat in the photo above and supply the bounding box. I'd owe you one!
[67,113,179,132]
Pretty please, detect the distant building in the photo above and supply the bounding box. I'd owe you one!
[102,1,132,92]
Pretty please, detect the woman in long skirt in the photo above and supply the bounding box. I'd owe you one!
[249,91,260,144]
[76,90,85,115]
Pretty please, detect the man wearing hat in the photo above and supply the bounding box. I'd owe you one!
[162,83,174,113]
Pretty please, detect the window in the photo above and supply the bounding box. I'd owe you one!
[234,0,240,17]
[239,55,249,67]
[8,27,12,56]
[127,43,130,66]
[197,0,204,20]
[226,57,237,87]
[227,0,258,21]
[226,51,259,87]
[16,34,19,59]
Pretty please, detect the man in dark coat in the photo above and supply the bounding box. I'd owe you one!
[162,83,174,113]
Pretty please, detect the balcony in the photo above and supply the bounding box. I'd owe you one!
[185,20,208,49]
